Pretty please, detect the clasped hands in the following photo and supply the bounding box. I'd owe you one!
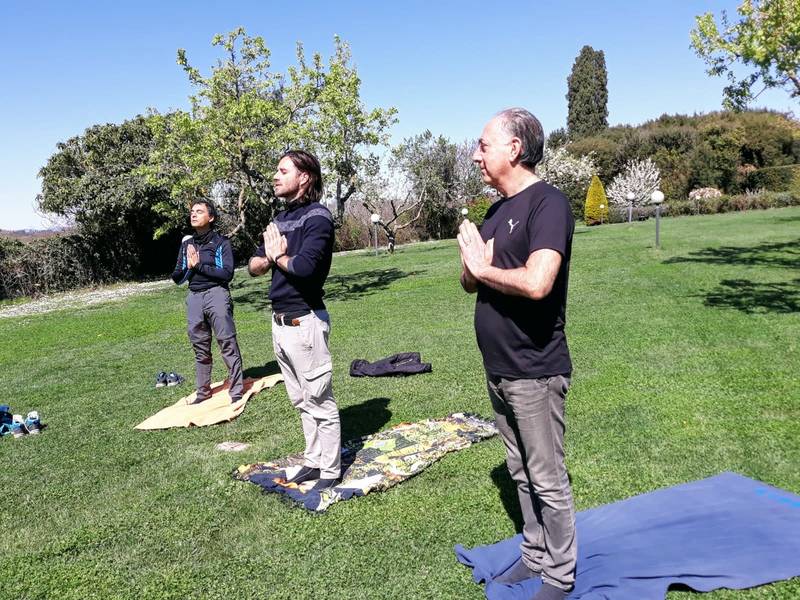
[186,244,200,269]
[457,219,493,281]
[263,222,288,264]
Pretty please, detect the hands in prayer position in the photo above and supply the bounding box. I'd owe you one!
[457,219,493,281]
[186,244,200,269]
[263,223,288,263]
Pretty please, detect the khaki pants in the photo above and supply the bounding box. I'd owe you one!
[272,311,341,479]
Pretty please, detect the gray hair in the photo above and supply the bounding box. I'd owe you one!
[495,107,544,170]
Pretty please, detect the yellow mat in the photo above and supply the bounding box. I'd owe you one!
[135,374,283,430]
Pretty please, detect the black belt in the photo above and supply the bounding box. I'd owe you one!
[273,310,311,326]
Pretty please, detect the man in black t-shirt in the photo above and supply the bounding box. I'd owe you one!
[458,108,576,600]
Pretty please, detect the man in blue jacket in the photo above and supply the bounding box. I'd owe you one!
[172,200,244,404]
[248,150,341,491]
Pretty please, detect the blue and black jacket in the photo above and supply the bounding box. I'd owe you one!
[172,229,235,291]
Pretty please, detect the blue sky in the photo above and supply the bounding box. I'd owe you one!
[1,0,796,229]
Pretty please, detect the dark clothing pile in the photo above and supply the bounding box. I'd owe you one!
[349,353,432,377]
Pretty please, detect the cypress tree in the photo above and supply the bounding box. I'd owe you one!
[567,45,609,139]
[584,174,609,225]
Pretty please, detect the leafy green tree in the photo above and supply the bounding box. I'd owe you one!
[691,0,800,110]
[36,116,177,275]
[391,131,483,239]
[144,28,396,242]
[567,45,609,139]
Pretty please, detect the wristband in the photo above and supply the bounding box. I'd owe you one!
[273,253,286,261]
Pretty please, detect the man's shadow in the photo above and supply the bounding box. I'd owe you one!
[490,463,575,535]
[341,397,392,441]
[491,463,525,533]
[339,397,392,475]
[243,361,281,378]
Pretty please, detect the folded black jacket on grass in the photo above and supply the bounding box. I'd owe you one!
[349,353,432,377]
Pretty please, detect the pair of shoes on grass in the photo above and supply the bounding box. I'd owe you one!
[1,409,41,438]
[284,465,340,490]
[155,372,184,388]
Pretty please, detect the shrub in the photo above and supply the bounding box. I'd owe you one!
[539,146,596,218]
[334,216,372,252]
[584,174,609,225]
[688,187,722,200]
[466,196,492,225]
[0,232,141,300]
[742,165,800,192]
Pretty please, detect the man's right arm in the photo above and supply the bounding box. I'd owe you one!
[171,242,190,285]
[460,255,478,293]
[248,255,272,277]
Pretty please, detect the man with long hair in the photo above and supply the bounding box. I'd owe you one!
[248,150,341,490]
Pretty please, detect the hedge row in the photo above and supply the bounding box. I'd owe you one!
[0,234,143,300]
[605,190,800,224]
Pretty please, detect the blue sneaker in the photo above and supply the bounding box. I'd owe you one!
[0,405,11,436]
[166,372,185,387]
[24,411,41,435]
[155,372,168,388]
[10,414,28,438]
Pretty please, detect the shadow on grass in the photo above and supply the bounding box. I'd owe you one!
[231,268,419,310]
[701,279,800,314]
[491,462,524,534]
[663,239,799,269]
[243,361,281,379]
[341,397,392,441]
[325,268,420,302]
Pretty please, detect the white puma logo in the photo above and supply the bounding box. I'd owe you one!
[508,219,519,234]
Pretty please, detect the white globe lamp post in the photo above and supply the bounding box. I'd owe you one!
[370,213,380,255]
[651,190,665,248]
[626,191,635,223]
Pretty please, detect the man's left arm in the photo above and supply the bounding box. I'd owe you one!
[469,248,561,300]
[273,217,333,278]
[194,238,235,283]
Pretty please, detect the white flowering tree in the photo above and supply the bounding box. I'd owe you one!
[607,158,661,207]
[538,146,596,216]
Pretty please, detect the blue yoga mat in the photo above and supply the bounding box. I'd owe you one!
[455,472,800,599]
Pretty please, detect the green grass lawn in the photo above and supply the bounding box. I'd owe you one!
[1,207,798,599]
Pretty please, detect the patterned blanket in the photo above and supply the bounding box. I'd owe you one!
[234,413,497,512]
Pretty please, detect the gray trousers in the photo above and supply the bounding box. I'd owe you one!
[187,287,244,402]
[272,311,341,479]
[487,373,577,591]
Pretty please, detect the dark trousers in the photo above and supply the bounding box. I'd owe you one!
[487,373,577,591]
[187,287,244,402]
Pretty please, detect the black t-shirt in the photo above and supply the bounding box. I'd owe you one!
[474,180,574,379]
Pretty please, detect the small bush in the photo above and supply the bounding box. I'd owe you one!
[742,165,800,192]
[466,196,492,225]
[334,216,372,252]
[584,174,609,225]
